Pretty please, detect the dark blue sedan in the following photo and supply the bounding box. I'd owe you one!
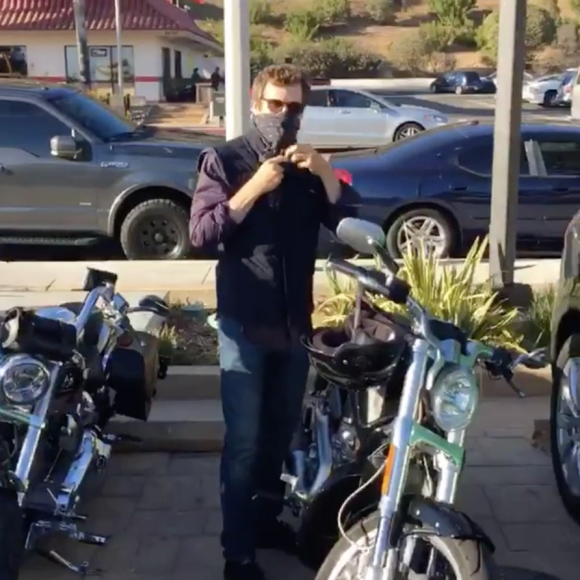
[328,121,580,258]
[430,71,496,95]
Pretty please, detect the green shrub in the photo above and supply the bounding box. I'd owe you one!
[523,286,556,350]
[477,5,557,64]
[419,21,455,50]
[314,0,352,25]
[572,0,580,17]
[532,0,561,26]
[278,38,382,78]
[250,39,275,78]
[365,0,397,24]
[429,0,476,26]
[317,237,523,350]
[286,9,321,42]
[388,30,435,74]
[249,0,272,25]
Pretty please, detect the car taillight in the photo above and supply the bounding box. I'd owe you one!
[334,168,352,185]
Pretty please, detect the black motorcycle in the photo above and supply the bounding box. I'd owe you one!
[283,281,412,569]
[0,267,170,579]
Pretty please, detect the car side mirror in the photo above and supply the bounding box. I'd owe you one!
[50,135,79,160]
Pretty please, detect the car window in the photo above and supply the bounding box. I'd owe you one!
[332,90,373,108]
[463,72,480,83]
[457,142,530,176]
[444,72,455,82]
[537,140,580,176]
[0,99,71,158]
[306,90,329,107]
[45,90,134,141]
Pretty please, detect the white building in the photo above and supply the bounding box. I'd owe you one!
[0,0,224,102]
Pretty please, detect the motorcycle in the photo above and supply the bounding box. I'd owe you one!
[284,281,410,568]
[307,217,546,580]
[0,267,170,580]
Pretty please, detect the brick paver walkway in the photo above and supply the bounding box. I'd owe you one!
[18,399,580,580]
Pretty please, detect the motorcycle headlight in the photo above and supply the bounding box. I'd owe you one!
[430,365,479,432]
[0,355,50,405]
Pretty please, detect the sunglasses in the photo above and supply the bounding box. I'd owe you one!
[262,98,305,115]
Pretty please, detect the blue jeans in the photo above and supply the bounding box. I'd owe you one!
[217,316,310,563]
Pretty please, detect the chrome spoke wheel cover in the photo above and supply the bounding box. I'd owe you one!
[556,357,580,496]
[397,216,446,257]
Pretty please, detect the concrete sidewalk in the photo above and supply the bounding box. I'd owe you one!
[0,258,561,295]
[18,398,580,580]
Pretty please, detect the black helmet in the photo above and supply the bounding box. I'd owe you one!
[303,300,410,392]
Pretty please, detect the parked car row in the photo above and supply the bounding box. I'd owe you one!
[2,78,580,261]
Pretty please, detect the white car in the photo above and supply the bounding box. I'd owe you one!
[523,69,576,106]
[487,71,534,86]
[554,69,578,107]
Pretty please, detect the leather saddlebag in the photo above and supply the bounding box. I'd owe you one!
[106,331,160,420]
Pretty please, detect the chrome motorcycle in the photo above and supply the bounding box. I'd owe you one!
[314,218,545,580]
[0,267,170,580]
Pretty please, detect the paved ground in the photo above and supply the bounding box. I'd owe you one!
[369,91,571,125]
[15,398,580,580]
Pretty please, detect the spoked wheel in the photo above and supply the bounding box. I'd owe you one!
[316,512,497,580]
[551,335,580,522]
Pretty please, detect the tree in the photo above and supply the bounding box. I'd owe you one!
[570,0,580,17]
[533,0,561,26]
[429,0,476,26]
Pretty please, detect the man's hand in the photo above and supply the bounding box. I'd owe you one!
[284,144,332,177]
[250,155,286,195]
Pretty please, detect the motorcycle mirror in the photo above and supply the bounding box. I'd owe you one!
[336,218,386,256]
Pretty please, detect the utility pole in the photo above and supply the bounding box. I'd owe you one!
[114,0,124,95]
[489,0,527,289]
[223,0,250,139]
[72,0,90,88]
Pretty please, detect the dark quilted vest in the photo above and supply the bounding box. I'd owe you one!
[213,133,328,333]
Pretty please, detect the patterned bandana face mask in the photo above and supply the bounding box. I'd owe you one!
[251,110,302,157]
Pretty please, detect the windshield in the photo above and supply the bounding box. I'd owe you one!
[45,91,135,141]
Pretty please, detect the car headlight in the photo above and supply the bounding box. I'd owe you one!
[0,354,50,405]
[424,115,447,124]
[430,365,479,432]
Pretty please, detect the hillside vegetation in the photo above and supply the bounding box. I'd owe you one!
[188,0,580,77]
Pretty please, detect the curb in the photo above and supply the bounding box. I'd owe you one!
[112,366,552,453]
[157,365,552,402]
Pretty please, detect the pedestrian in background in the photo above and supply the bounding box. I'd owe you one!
[189,64,359,580]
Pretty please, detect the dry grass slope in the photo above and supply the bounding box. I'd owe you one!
[190,0,578,70]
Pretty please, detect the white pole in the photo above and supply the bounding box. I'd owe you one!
[224,0,250,139]
[114,0,123,95]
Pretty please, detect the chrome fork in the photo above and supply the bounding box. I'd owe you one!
[14,364,61,495]
[366,337,430,580]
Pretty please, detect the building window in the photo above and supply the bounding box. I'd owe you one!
[65,45,134,84]
[0,46,28,76]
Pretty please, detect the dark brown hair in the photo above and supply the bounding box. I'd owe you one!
[251,64,311,104]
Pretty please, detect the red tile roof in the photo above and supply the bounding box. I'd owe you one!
[0,0,214,41]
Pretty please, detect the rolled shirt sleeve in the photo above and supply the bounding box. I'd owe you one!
[189,149,238,249]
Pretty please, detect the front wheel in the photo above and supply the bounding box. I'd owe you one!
[0,489,24,580]
[393,122,424,141]
[316,512,497,580]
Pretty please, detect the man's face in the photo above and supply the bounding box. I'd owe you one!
[252,81,304,120]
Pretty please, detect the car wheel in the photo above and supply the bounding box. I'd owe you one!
[386,207,455,259]
[393,122,424,141]
[119,198,190,260]
[551,335,580,524]
[455,86,464,95]
[542,90,557,107]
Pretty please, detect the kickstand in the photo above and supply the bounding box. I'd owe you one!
[37,548,103,576]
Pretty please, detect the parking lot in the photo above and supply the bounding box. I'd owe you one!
[370,91,571,125]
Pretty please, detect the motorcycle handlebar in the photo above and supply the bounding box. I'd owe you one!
[327,258,411,306]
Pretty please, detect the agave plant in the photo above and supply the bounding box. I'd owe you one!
[316,237,523,351]
[524,285,556,349]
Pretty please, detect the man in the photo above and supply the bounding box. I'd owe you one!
[211,66,222,91]
[189,64,358,580]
